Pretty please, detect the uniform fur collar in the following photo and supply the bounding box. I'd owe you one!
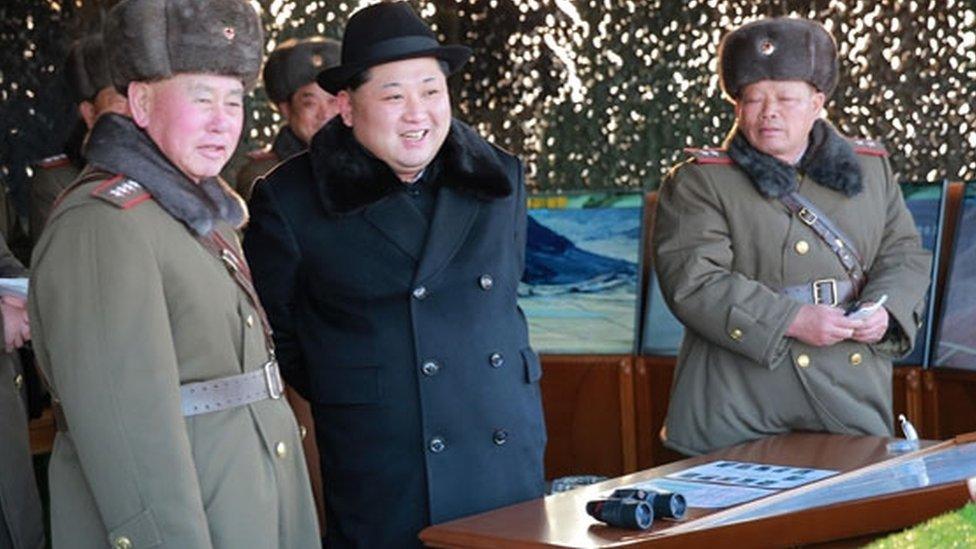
[725,119,863,198]
[308,117,512,216]
[84,114,247,234]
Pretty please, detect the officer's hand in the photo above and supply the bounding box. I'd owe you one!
[850,305,889,344]
[0,296,30,352]
[786,304,863,347]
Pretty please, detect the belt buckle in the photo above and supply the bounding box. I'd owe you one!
[798,208,818,225]
[263,360,284,400]
[813,278,838,307]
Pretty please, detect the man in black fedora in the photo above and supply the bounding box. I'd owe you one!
[243,1,546,546]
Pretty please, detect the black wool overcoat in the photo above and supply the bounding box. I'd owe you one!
[243,118,546,548]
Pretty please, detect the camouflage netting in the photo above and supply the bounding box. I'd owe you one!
[2,0,975,212]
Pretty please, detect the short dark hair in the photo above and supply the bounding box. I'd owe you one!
[345,59,450,92]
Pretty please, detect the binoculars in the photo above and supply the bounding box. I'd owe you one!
[585,487,686,530]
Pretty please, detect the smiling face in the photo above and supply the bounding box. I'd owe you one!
[338,57,451,182]
[128,73,244,183]
[279,81,338,145]
[735,80,825,164]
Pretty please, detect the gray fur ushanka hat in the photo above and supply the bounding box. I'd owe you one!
[103,0,264,94]
[263,37,341,104]
[718,17,839,101]
[66,34,114,103]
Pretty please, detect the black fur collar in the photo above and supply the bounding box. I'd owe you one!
[84,113,247,234]
[725,119,863,198]
[308,117,512,216]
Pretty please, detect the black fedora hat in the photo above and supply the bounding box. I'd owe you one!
[317,1,472,94]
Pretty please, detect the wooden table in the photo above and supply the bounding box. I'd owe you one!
[421,433,975,548]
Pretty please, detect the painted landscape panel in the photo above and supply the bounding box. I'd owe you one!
[933,182,976,370]
[897,181,946,367]
[519,193,643,354]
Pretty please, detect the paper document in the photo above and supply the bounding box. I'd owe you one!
[0,278,28,299]
[666,460,837,490]
[622,478,774,509]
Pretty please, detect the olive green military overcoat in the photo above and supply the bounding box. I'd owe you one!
[29,169,319,548]
[29,155,81,247]
[653,138,931,456]
[0,235,44,549]
[234,149,278,201]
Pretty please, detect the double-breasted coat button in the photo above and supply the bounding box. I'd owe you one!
[112,536,132,549]
[729,328,743,341]
[849,353,863,366]
[796,354,811,368]
[492,429,508,445]
[479,274,494,290]
[429,437,446,453]
[794,240,810,255]
[421,360,440,376]
[13,373,23,390]
[412,286,428,300]
[489,352,504,368]
[275,441,288,458]
[245,314,254,327]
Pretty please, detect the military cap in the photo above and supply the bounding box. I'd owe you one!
[66,34,114,103]
[264,37,340,104]
[718,17,838,101]
[103,0,264,94]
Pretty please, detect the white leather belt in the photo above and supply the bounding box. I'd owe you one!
[181,360,284,416]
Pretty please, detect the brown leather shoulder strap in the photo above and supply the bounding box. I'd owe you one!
[195,230,276,355]
[780,192,867,296]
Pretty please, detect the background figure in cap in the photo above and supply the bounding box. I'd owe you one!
[236,37,341,200]
[28,33,129,248]
[653,17,930,455]
[29,0,319,547]
[244,2,546,546]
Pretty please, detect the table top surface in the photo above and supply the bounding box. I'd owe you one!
[420,433,952,548]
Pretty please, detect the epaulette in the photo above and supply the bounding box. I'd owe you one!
[848,137,888,157]
[90,176,153,209]
[246,147,277,162]
[684,147,733,164]
[36,154,71,169]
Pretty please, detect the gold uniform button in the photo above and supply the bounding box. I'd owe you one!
[299,425,308,440]
[729,328,743,341]
[13,374,23,390]
[113,537,133,549]
[796,354,811,368]
[275,441,287,458]
[794,240,810,255]
[246,314,254,328]
[850,352,863,366]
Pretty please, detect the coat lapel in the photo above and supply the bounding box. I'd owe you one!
[414,187,480,284]
[362,192,428,262]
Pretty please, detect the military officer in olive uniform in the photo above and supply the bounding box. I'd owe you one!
[235,37,341,199]
[28,33,128,246]
[244,3,546,546]
[0,235,43,549]
[29,1,319,547]
[653,17,931,456]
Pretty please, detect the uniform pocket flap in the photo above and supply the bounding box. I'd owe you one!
[107,508,162,548]
[310,366,380,405]
[521,347,542,384]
